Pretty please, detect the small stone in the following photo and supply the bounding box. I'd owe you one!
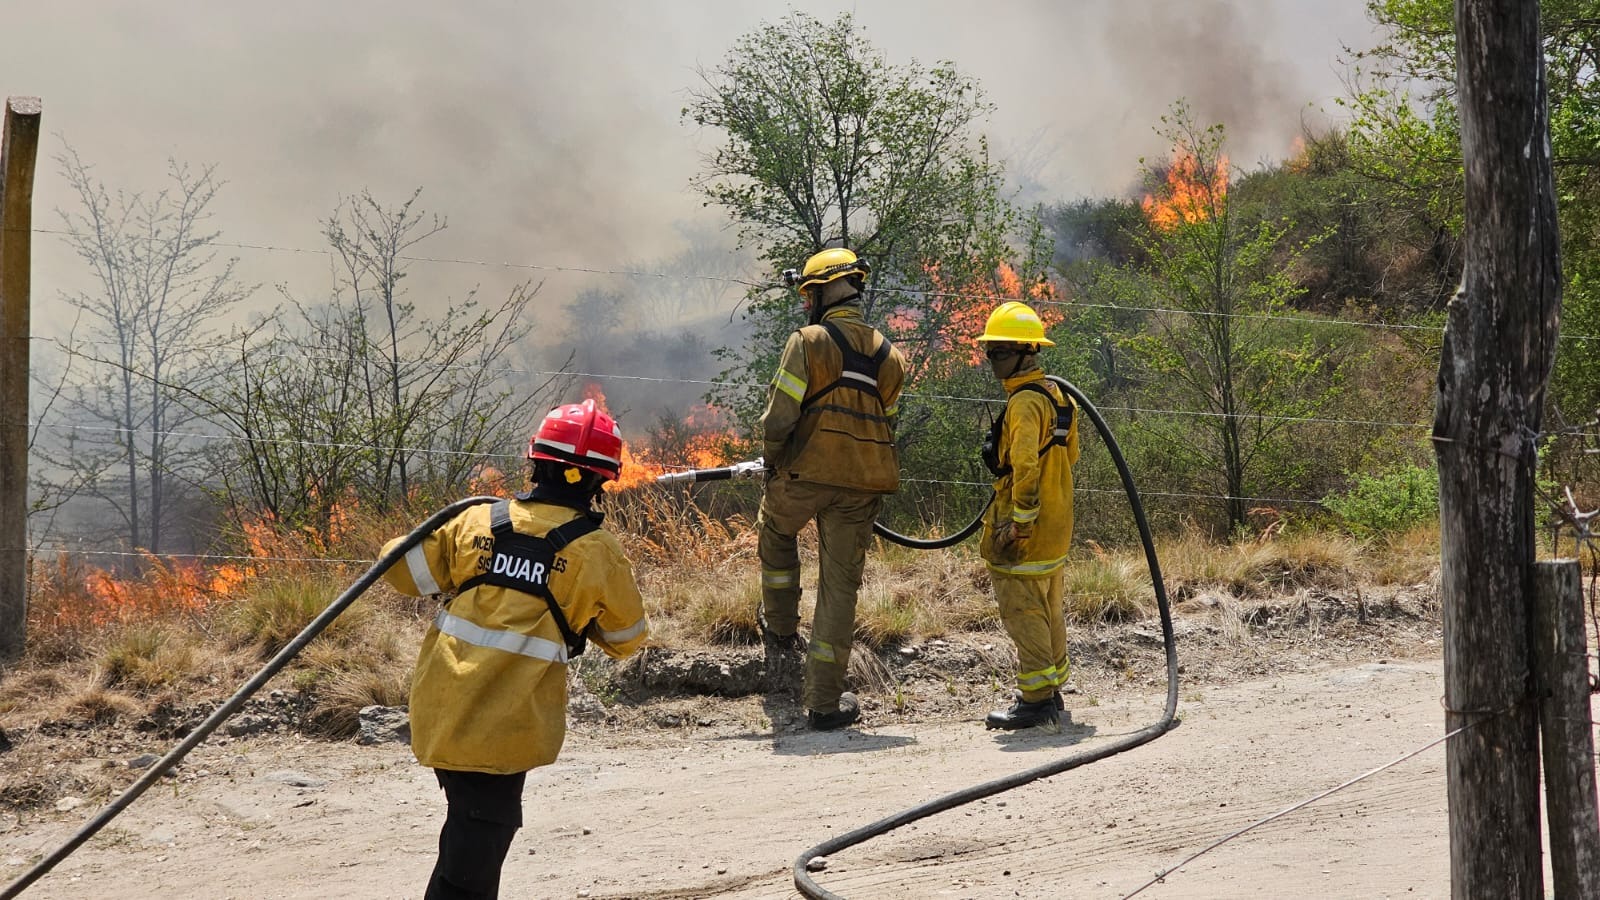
[805,856,828,872]
[898,646,919,659]
[581,827,592,836]
[54,797,84,812]
[127,754,160,770]
[356,706,411,746]
[716,866,728,875]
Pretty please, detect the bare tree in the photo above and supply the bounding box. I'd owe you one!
[197,190,562,533]
[53,146,248,555]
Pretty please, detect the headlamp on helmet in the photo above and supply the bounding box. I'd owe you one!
[790,248,871,297]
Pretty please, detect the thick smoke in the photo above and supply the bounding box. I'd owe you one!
[4,0,1377,433]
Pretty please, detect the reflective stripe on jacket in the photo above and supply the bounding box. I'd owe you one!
[761,305,906,493]
[980,370,1080,577]
[381,499,648,774]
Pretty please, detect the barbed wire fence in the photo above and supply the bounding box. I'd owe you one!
[8,226,1600,896]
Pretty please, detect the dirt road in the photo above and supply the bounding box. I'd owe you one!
[1,654,1470,900]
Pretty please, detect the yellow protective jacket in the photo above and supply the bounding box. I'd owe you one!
[980,370,1080,577]
[761,305,906,493]
[382,498,649,774]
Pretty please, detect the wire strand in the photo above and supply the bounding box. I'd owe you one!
[1120,719,1476,898]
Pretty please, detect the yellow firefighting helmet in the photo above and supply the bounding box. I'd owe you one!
[977,300,1055,346]
[783,248,871,297]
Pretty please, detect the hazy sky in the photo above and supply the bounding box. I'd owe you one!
[4,1,1379,328]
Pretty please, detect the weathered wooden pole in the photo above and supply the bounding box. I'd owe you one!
[1435,1,1561,897]
[1531,559,1600,897]
[0,96,41,664]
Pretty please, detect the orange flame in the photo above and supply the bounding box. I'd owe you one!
[903,260,1060,371]
[576,382,737,491]
[1142,150,1229,230]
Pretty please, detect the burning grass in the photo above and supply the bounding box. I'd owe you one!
[2,489,1446,756]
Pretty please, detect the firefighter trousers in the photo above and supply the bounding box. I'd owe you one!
[993,569,1070,703]
[758,476,883,712]
[425,768,527,900]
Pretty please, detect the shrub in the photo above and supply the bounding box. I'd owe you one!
[1322,463,1439,537]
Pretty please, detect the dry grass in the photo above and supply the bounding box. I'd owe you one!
[225,571,375,656]
[308,667,411,737]
[3,494,1447,748]
[1157,526,1369,596]
[100,623,202,692]
[1373,523,1444,585]
[1064,548,1155,623]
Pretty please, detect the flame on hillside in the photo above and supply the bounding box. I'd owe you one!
[1142,149,1229,230]
[893,261,1059,372]
[578,383,735,491]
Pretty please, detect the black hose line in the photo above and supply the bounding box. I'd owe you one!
[871,492,993,550]
[795,381,1180,899]
[0,496,499,900]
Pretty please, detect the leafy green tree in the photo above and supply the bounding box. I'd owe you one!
[1343,0,1600,430]
[1116,104,1352,532]
[682,10,1051,457]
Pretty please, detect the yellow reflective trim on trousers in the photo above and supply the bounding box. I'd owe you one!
[1016,663,1064,691]
[1017,671,1055,691]
[774,369,807,403]
[1012,505,1039,524]
[810,639,837,663]
[986,553,1070,576]
[883,403,898,418]
[762,568,799,588]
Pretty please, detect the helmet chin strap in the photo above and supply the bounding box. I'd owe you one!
[1000,352,1036,380]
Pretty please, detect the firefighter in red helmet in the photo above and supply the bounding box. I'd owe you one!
[381,398,649,899]
[761,248,906,730]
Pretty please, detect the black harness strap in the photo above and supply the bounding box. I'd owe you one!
[799,320,892,412]
[455,500,601,658]
[982,375,1076,478]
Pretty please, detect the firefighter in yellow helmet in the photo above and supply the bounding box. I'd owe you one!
[761,247,906,729]
[976,301,1079,732]
[381,399,649,899]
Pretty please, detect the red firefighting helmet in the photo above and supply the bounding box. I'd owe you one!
[527,399,623,482]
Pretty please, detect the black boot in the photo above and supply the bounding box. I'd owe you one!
[985,696,1060,732]
[758,609,807,652]
[808,692,860,731]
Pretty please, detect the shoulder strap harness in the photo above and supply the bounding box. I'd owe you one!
[455,500,601,658]
[798,321,893,412]
[982,375,1075,478]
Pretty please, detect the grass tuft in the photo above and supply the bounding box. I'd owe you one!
[226,572,373,656]
[101,624,200,692]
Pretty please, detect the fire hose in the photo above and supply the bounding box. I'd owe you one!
[789,379,1179,899]
[0,496,500,900]
[654,459,989,550]
[650,384,1176,898]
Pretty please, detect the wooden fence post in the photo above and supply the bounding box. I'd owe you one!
[0,96,42,663]
[1532,559,1600,897]
[1438,0,1561,896]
